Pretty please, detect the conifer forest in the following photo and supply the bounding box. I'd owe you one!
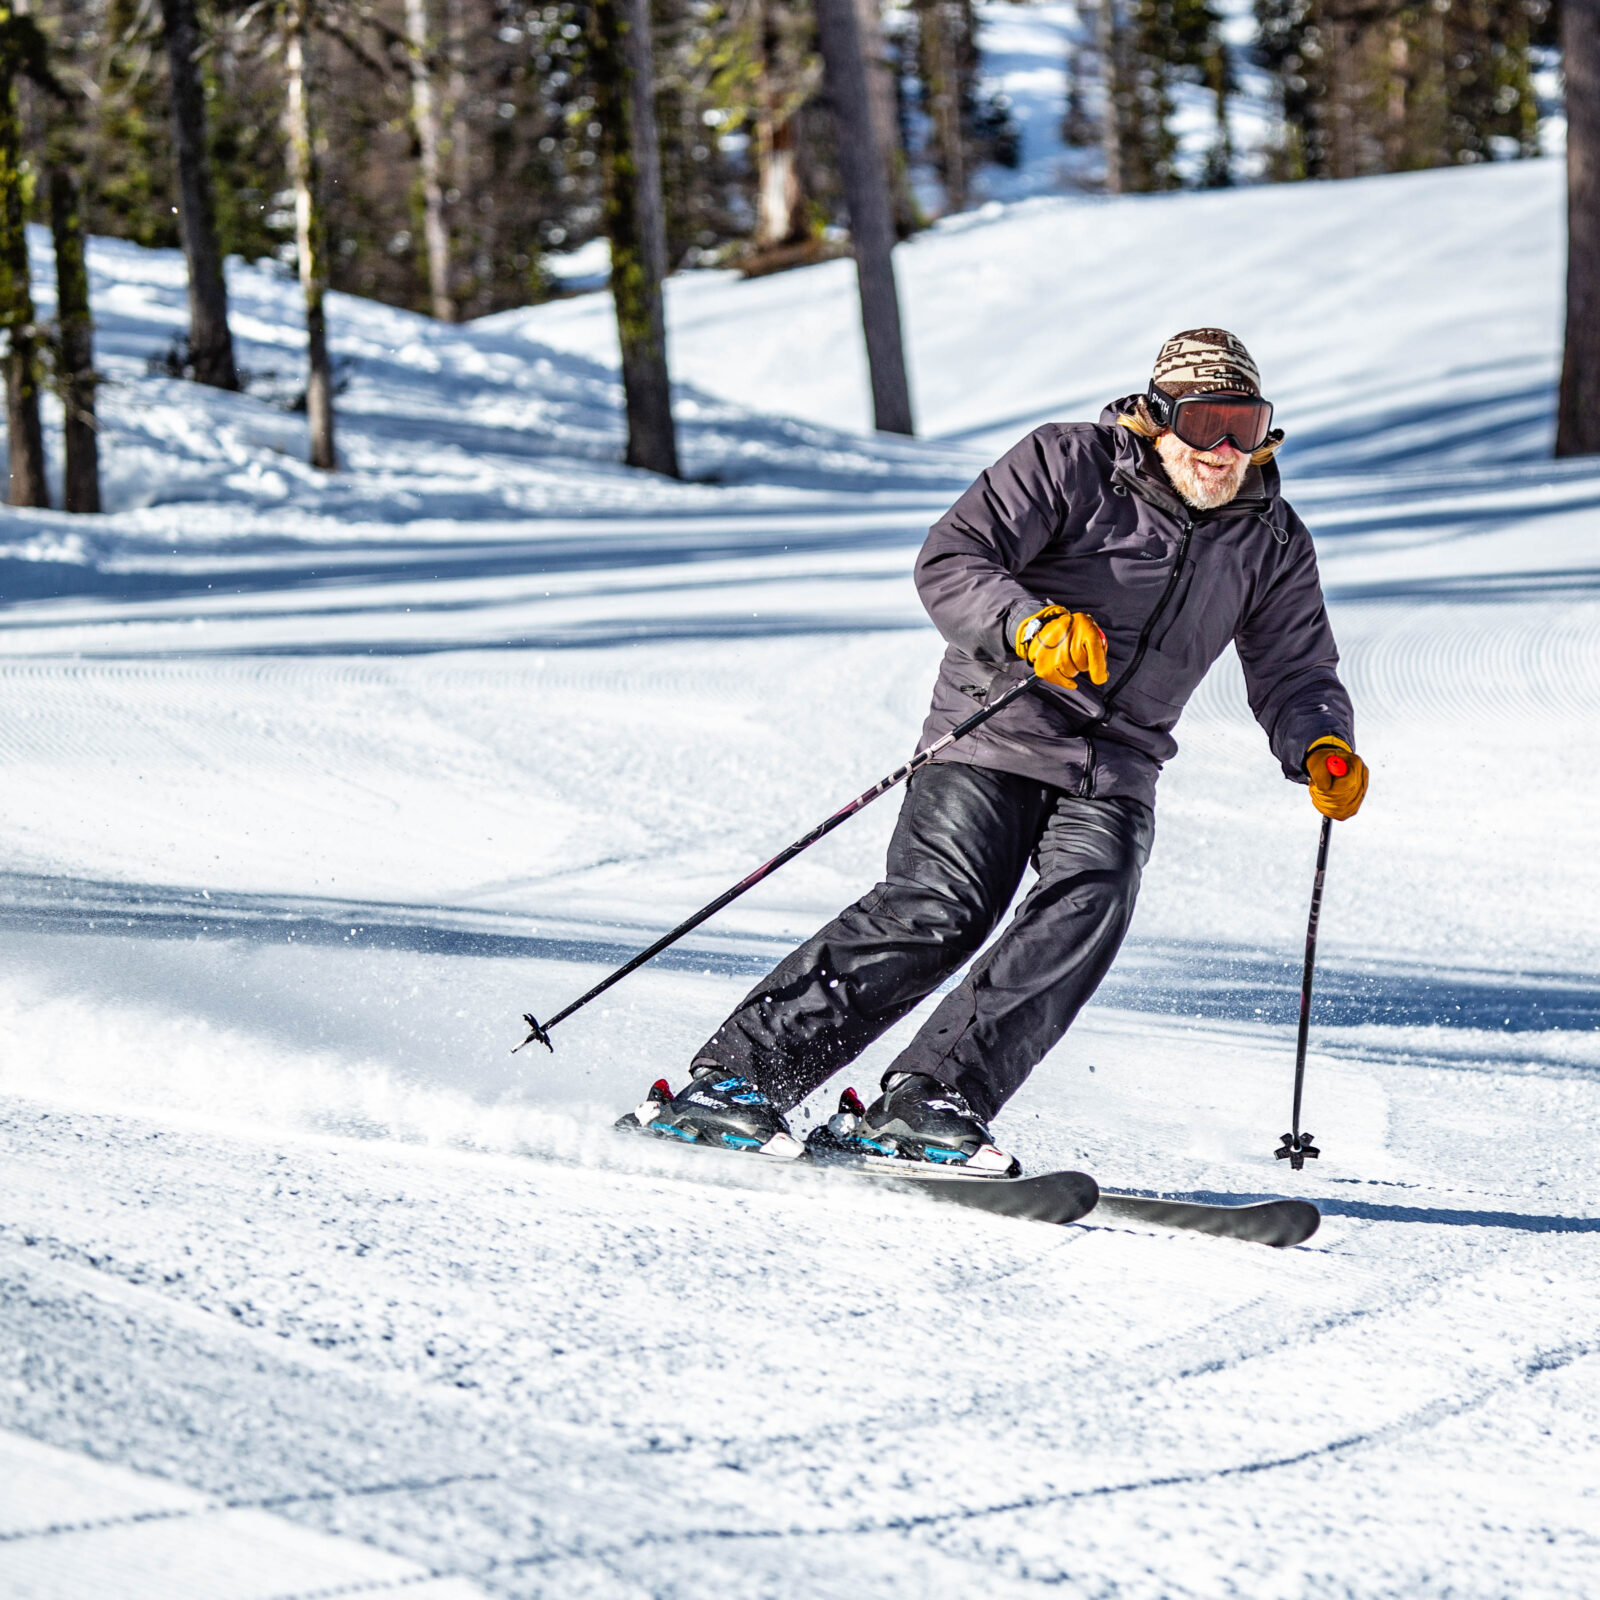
[0,0,1593,505]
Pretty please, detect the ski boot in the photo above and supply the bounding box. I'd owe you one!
[817,1073,1019,1177]
[617,1063,805,1160]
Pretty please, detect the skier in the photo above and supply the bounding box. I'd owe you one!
[628,329,1369,1174]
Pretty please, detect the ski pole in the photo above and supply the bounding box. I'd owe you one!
[1276,809,1335,1169]
[515,672,1041,1051]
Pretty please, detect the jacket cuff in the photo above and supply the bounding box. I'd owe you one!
[1302,733,1353,772]
[1003,598,1046,660]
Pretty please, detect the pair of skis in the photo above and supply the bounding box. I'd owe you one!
[619,1112,1320,1248]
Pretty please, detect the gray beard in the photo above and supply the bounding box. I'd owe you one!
[1162,452,1248,511]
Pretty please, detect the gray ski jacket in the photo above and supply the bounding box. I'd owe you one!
[913,399,1354,808]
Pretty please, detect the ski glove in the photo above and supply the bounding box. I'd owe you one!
[1015,606,1108,692]
[1305,736,1368,821]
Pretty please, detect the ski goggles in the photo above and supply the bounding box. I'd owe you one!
[1146,386,1275,454]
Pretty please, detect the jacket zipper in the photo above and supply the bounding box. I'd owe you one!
[1072,513,1195,795]
[1099,514,1195,707]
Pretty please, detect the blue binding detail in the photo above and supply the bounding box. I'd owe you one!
[720,1133,762,1150]
[714,1076,770,1105]
[922,1147,968,1164]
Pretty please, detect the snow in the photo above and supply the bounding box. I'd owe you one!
[3,155,1600,1597]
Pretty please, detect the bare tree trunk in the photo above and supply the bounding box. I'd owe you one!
[0,46,47,507]
[404,0,453,320]
[284,0,335,470]
[159,0,239,389]
[590,0,679,476]
[814,0,914,434]
[48,149,98,512]
[752,0,809,248]
[754,113,806,246]
[1557,0,1600,457]
[1098,0,1123,194]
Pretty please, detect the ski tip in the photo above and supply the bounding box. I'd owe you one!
[1273,1199,1322,1247]
[1095,1193,1322,1248]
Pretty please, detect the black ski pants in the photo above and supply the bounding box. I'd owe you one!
[693,763,1154,1122]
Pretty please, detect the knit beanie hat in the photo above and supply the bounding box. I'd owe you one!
[1150,328,1261,398]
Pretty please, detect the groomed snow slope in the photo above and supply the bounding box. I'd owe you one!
[2,158,1599,1598]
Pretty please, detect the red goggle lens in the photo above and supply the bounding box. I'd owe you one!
[1170,396,1273,453]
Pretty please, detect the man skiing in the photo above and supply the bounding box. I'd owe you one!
[628,329,1368,1174]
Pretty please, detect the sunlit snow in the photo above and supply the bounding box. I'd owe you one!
[1,155,1597,1598]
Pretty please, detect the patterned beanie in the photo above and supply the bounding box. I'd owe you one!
[1150,328,1261,398]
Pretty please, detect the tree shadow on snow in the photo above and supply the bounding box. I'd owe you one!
[3,873,1597,1050]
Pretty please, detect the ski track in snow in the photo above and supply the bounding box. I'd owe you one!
[3,161,1600,1597]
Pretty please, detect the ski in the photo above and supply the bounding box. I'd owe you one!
[618,1097,1317,1244]
[1094,1191,1321,1248]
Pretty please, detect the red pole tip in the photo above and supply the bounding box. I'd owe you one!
[1325,755,1348,778]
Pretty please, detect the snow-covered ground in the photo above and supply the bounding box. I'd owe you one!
[3,157,1599,1598]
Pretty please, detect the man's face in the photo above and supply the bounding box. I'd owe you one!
[1155,430,1250,511]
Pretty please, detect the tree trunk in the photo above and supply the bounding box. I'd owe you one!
[1098,0,1124,194]
[752,0,810,248]
[754,113,807,246]
[284,0,335,470]
[49,154,98,513]
[590,0,679,477]
[404,0,453,320]
[814,0,914,434]
[159,0,239,389]
[0,48,47,507]
[1557,0,1600,457]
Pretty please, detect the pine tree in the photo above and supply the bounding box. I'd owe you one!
[1254,0,1549,182]
[1101,0,1226,192]
[91,0,180,249]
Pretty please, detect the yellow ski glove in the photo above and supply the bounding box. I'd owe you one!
[1015,605,1108,692]
[1305,736,1368,821]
